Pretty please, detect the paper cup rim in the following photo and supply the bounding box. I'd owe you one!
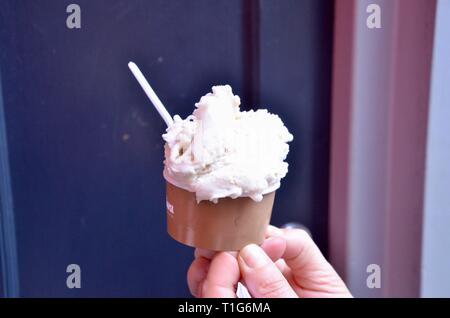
[163,168,279,200]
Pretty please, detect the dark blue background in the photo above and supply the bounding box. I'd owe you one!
[0,0,333,297]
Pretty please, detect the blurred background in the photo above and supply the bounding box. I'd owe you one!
[0,0,448,297]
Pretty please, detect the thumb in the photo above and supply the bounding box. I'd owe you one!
[238,244,297,298]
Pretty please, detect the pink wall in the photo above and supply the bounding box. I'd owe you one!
[330,0,436,297]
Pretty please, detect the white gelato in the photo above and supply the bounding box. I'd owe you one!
[162,85,293,203]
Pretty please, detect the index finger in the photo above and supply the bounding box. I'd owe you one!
[201,252,240,298]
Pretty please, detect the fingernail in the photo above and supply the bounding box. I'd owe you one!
[261,236,280,249]
[239,244,269,269]
[267,225,283,237]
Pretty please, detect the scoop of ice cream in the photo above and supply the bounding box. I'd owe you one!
[162,85,293,203]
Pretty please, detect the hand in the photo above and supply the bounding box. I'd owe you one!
[187,225,352,298]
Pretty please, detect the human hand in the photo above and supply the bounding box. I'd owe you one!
[187,225,352,298]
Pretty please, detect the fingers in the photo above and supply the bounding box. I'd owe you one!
[238,244,297,298]
[273,227,351,296]
[202,252,240,298]
[194,248,216,260]
[266,225,284,237]
[281,229,336,276]
[265,226,335,275]
[261,236,286,262]
[189,225,350,299]
[189,249,239,298]
[188,248,216,297]
[187,257,210,297]
[261,225,287,262]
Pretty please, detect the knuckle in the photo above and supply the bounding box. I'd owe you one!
[256,277,289,298]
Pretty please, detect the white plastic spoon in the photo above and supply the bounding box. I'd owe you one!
[128,61,174,127]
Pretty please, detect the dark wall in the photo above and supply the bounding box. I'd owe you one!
[0,258,3,297]
[258,0,334,256]
[0,0,333,297]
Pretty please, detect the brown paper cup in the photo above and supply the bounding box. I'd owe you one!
[165,181,275,251]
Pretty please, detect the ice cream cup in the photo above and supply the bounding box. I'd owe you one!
[165,181,276,251]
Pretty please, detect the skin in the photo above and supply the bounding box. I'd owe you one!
[187,225,352,298]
